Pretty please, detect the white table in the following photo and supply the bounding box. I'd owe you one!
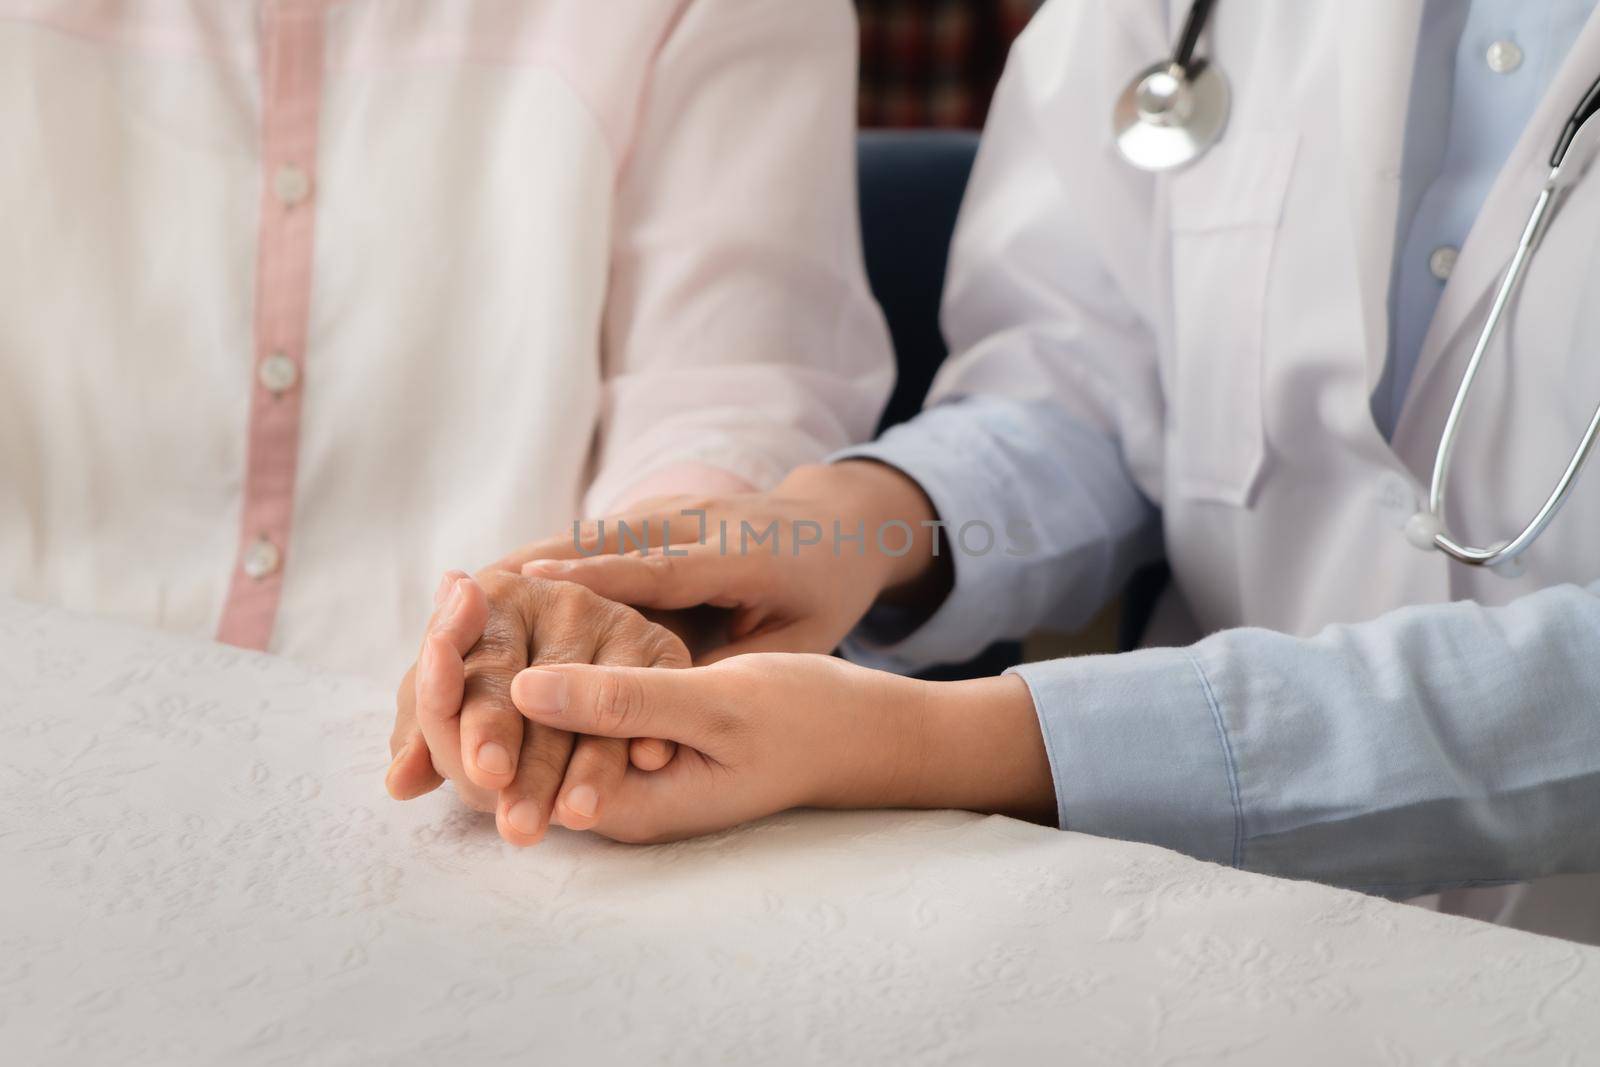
[2,598,1597,1065]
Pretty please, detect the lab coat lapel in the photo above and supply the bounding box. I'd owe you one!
[1336,2,1425,392]
[1399,9,1600,445]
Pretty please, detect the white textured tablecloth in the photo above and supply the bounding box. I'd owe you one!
[2,598,1598,1065]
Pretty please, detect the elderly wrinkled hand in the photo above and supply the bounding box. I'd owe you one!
[386,569,686,845]
[498,462,950,665]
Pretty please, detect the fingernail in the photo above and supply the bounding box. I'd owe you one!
[419,633,443,680]
[512,669,567,713]
[385,744,410,789]
[562,785,598,820]
[632,738,674,770]
[522,559,570,575]
[434,580,465,631]
[507,799,544,836]
[433,573,453,607]
[475,741,512,776]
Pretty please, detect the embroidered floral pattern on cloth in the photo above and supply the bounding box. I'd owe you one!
[2,597,1597,1065]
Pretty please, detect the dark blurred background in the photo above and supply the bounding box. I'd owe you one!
[856,0,1041,128]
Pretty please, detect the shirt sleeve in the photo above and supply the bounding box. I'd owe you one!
[834,395,1161,672]
[1011,581,1600,896]
[832,2,1174,670]
[584,0,894,517]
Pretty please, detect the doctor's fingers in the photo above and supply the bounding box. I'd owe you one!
[597,603,691,771]
[494,498,717,569]
[511,661,738,755]
[522,544,776,615]
[545,619,692,832]
[522,549,842,662]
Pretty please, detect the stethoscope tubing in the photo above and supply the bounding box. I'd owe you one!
[1426,72,1600,568]
[1426,184,1561,567]
[1170,0,1218,73]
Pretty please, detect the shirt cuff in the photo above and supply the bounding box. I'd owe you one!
[829,429,1014,671]
[830,395,1156,673]
[1008,648,1242,868]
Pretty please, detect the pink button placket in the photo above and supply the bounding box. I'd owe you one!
[216,1,326,651]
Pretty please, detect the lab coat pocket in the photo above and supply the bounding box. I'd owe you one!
[1167,132,1299,507]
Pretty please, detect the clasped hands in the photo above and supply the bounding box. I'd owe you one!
[384,463,1055,846]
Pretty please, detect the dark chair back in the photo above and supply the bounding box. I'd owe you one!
[856,130,1022,679]
[858,130,981,433]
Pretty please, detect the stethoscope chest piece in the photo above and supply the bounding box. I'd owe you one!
[1114,60,1230,172]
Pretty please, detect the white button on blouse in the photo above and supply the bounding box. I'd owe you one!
[273,164,312,207]
[242,539,283,581]
[258,353,299,395]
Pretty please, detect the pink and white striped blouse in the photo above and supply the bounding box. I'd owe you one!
[0,0,892,680]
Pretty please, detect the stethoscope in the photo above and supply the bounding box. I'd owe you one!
[1115,0,1600,573]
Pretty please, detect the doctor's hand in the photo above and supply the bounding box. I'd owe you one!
[508,653,1056,844]
[386,570,685,842]
[509,462,952,663]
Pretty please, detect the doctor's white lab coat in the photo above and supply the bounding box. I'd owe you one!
[845,0,1600,941]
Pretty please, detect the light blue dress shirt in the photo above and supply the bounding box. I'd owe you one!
[1379,0,1599,437]
[835,0,1600,896]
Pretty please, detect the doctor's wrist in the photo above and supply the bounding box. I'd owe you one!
[786,459,951,603]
